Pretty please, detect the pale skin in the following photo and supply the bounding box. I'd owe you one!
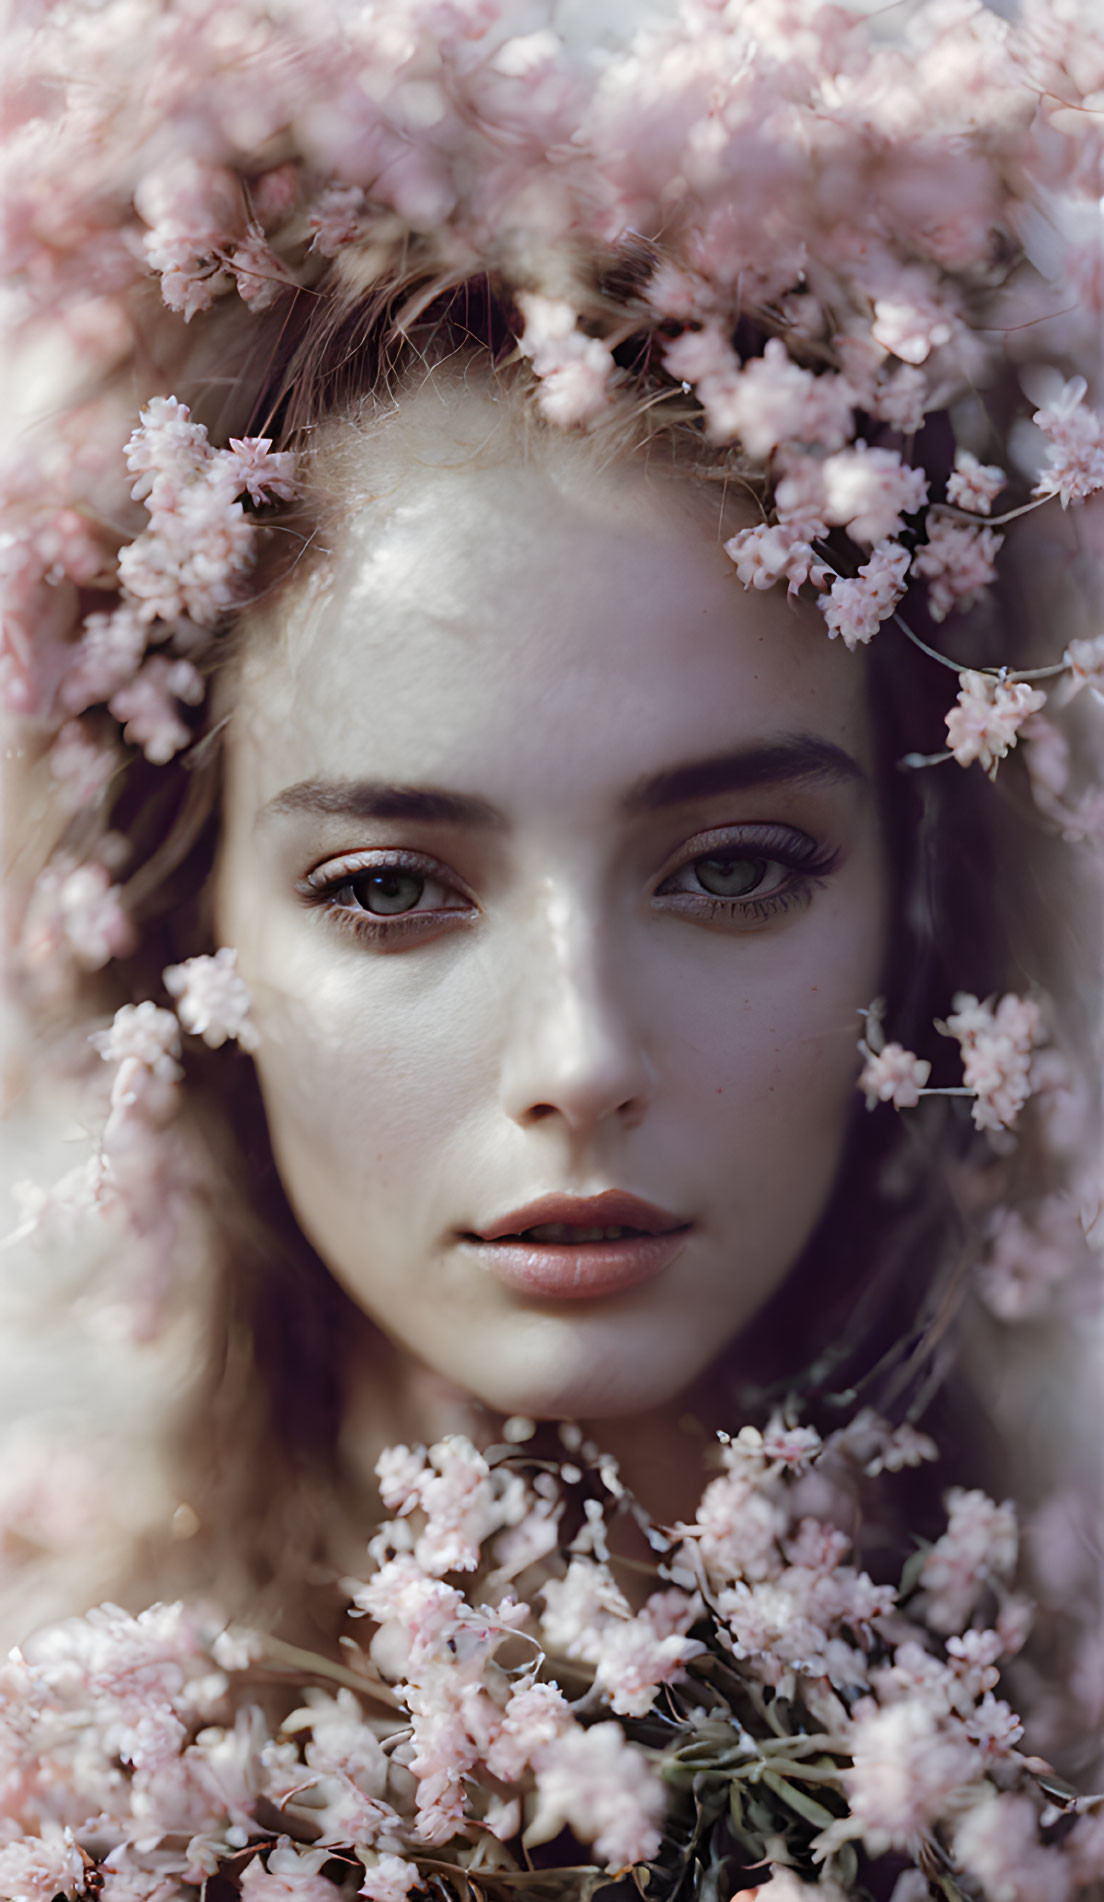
[215,392,890,1513]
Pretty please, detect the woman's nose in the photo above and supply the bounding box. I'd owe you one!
[497,887,655,1136]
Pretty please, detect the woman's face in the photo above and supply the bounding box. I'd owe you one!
[216,405,889,1421]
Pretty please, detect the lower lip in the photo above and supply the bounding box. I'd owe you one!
[462,1229,692,1300]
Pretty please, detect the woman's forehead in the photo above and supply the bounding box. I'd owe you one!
[229,446,876,816]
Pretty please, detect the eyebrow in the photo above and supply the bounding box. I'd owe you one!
[622,735,867,811]
[262,779,504,828]
[262,735,866,830]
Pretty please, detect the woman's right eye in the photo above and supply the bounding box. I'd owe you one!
[341,868,433,915]
[299,852,475,944]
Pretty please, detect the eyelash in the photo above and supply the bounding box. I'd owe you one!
[297,826,840,946]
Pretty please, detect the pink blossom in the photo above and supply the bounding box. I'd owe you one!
[872,365,929,435]
[228,224,292,309]
[773,451,834,535]
[786,1520,850,1573]
[912,517,1004,621]
[707,340,854,458]
[239,1840,337,1900]
[348,1557,465,1665]
[716,1576,829,1677]
[954,1792,1073,1902]
[89,1000,183,1080]
[117,489,254,628]
[48,718,122,811]
[641,1586,703,1638]
[119,398,287,633]
[964,1692,1023,1753]
[760,1415,822,1471]
[308,183,369,256]
[977,1196,1084,1320]
[946,449,1006,514]
[489,1493,562,1577]
[156,253,234,321]
[1032,375,1104,507]
[679,1466,787,1588]
[539,1556,630,1661]
[59,604,148,716]
[17,1598,210,1778]
[946,1627,1004,1694]
[724,521,829,596]
[414,1435,525,1574]
[819,540,909,650]
[1020,713,1071,817]
[868,264,959,365]
[0,1829,86,1902]
[820,443,929,546]
[844,1697,980,1853]
[9,505,104,592]
[483,1793,521,1840]
[22,857,136,973]
[517,294,613,427]
[941,990,1043,1132]
[109,656,204,763]
[225,437,298,505]
[944,671,1046,777]
[375,1443,430,1517]
[1061,632,1104,701]
[162,947,259,1052]
[100,1854,188,1901]
[124,396,215,503]
[863,1422,938,1477]
[484,1680,572,1781]
[359,1854,421,1902]
[662,324,738,387]
[529,1721,666,1869]
[7,1153,118,1249]
[371,1435,531,1576]
[919,1487,1018,1633]
[859,1042,931,1110]
[135,158,241,320]
[592,1607,705,1718]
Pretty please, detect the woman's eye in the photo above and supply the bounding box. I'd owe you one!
[300,853,473,942]
[344,869,431,915]
[654,828,837,924]
[691,855,780,899]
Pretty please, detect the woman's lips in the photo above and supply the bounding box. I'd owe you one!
[461,1191,693,1300]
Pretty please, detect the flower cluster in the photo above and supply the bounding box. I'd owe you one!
[940,993,1044,1135]
[856,991,1045,1136]
[0,1424,1099,1901]
[5,0,1104,1014]
[59,399,294,765]
[945,672,1048,779]
[8,957,259,1334]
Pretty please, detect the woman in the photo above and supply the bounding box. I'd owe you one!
[2,2,1103,1897]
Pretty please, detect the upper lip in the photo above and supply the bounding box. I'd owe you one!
[469,1191,690,1242]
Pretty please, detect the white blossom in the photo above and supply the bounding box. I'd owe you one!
[162,948,259,1051]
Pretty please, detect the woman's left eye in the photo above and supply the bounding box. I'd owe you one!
[654,827,837,922]
[673,854,786,900]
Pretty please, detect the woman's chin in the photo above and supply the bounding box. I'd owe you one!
[437,1322,709,1425]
